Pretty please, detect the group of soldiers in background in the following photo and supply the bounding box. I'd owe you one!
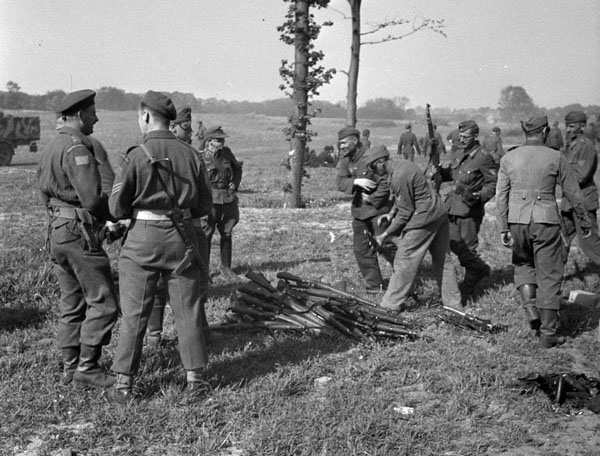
[38,89,242,402]
[336,109,600,349]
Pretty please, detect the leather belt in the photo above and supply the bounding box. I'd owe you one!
[133,209,192,221]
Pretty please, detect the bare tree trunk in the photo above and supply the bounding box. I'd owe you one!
[345,0,361,128]
[290,0,310,208]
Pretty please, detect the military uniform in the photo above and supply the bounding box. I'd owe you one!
[446,128,462,161]
[200,126,243,273]
[37,90,118,388]
[397,127,421,161]
[378,160,461,311]
[545,124,564,151]
[496,113,591,347]
[482,130,503,165]
[109,91,211,395]
[336,133,395,290]
[440,121,497,298]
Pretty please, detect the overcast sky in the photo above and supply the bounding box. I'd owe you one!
[1,0,599,110]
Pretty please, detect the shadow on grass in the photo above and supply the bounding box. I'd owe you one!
[561,302,600,339]
[563,261,600,282]
[0,305,48,331]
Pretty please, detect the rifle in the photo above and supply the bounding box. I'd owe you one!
[440,306,507,334]
[140,145,208,276]
[425,103,442,192]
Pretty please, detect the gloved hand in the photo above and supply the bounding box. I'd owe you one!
[501,231,512,248]
[353,178,376,192]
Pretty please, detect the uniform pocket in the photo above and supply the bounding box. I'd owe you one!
[51,219,81,244]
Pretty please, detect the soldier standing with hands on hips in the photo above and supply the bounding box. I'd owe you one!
[37,89,118,388]
[200,126,243,280]
[109,91,211,402]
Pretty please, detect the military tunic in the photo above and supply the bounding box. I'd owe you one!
[496,140,590,309]
[379,161,461,311]
[109,129,211,376]
[336,145,395,289]
[398,131,421,161]
[37,126,118,350]
[545,126,564,151]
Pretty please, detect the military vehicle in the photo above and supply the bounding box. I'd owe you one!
[0,111,41,166]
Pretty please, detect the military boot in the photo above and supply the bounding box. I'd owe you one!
[518,283,541,335]
[73,345,115,389]
[220,236,238,280]
[61,346,80,385]
[460,263,491,303]
[108,373,136,405]
[539,309,566,348]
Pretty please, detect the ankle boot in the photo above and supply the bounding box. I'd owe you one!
[539,309,566,348]
[73,345,115,388]
[518,283,541,333]
[220,235,233,269]
[61,346,80,385]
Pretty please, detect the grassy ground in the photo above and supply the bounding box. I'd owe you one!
[1,111,599,455]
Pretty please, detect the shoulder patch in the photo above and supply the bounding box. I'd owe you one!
[75,155,90,166]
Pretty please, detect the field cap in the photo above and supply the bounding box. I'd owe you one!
[458,120,479,134]
[338,126,360,141]
[365,145,390,166]
[492,126,501,134]
[173,107,192,125]
[141,90,177,121]
[521,113,548,132]
[405,123,412,130]
[362,129,370,135]
[565,111,587,124]
[56,89,96,115]
[205,126,229,140]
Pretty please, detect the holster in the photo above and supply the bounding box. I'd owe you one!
[74,208,102,250]
[166,208,208,275]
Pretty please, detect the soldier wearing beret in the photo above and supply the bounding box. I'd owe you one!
[559,111,600,264]
[37,89,118,388]
[200,126,243,280]
[496,113,591,347]
[146,106,213,347]
[545,120,564,151]
[397,124,421,161]
[437,120,497,303]
[373,148,461,311]
[336,128,395,292]
[109,91,212,401]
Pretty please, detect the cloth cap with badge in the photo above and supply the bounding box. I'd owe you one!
[141,90,177,121]
[565,111,587,124]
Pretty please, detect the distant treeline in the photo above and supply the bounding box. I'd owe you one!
[0,86,598,124]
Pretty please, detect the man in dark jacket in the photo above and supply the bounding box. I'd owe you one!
[397,124,421,161]
[545,120,564,151]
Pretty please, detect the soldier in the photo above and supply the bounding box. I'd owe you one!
[195,120,208,150]
[426,124,447,159]
[109,91,211,401]
[336,129,394,292]
[374,147,462,312]
[361,129,372,150]
[559,111,600,263]
[545,120,564,151]
[146,107,213,347]
[37,89,118,388]
[496,113,591,348]
[446,128,462,161]
[438,120,497,302]
[397,124,421,161]
[201,126,243,279]
[482,126,504,165]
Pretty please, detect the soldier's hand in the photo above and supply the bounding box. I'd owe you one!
[501,231,512,248]
[353,178,376,192]
[377,213,393,227]
[582,228,592,239]
[374,233,387,247]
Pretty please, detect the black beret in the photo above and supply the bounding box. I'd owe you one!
[565,111,587,124]
[521,113,548,132]
[173,107,192,125]
[338,126,360,141]
[458,120,479,134]
[56,89,96,115]
[141,90,177,121]
[365,145,389,166]
[205,126,228,140]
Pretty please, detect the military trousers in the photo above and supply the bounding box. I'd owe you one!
[352,216,397,289]
[112,219,208,376]
[380,216,461,311]
[448,214,488,272]
[49,218,118,349]
[510,222,563,310]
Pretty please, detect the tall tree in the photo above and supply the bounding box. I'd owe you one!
[498,85,536,122]
[279,0,335,208]
[336,1,446,127]
[5,80,22,109]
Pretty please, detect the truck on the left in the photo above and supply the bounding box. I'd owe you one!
[0,111,41,166]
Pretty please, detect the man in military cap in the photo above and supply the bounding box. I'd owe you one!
[195,120,208,150]
[361,129,372,150]
[200,126,243,280]
[397,124,421,161]
[373,146,461,311]
[109,91,212,401]
[437,120,497,303]
[37,89,118,388]
[559,111,600,264]
[482,126,504,166]
[446,128,462,162]
[496,113,591,348]
[336,128,394,292]
[545,120,564,151]
[147,106,213,347]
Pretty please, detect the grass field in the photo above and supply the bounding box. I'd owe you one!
[1,111,600,455]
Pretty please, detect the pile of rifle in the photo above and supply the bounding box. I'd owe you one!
[222,271,423,341]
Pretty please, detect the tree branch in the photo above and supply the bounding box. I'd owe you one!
[361,16,446,45]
